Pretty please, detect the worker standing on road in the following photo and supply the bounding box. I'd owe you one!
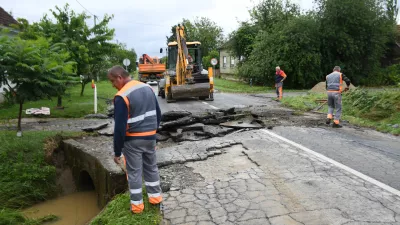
[325,66,351,128]
[107,65,163,214]
[275,66,287,101]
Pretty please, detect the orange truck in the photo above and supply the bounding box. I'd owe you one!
[138,54,166,83]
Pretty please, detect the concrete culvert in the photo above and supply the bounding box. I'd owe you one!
[78,170,95,191]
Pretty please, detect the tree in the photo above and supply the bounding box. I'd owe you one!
[315,0,396,85]
[0,35,75,134]
[166,17,223,58]
[250,0,300,32]
[40,4,115,96]
[228,22,259,61]
[202,50,220,70]
[239,14,322,88]
[107,42,137,72]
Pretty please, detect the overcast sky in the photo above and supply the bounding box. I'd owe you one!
[3,0,314,60]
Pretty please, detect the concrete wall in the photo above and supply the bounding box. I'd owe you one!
[219,49,238,75]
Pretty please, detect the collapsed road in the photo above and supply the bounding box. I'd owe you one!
[4,85,400,224]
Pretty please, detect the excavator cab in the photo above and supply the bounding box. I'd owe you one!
[158,25,214,102]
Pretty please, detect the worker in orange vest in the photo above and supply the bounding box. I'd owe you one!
[107,65,162,214]
[275,66,287,101]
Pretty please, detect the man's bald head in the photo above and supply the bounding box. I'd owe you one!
[108,65,130,78]
[107,65,131,90]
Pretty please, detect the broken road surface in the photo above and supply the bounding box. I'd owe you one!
[151,86,400,225]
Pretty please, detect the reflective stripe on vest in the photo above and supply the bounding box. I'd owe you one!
[326,72,343,92]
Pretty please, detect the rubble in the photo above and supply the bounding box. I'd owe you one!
[161,110,192,122]
[82,122,109,132]
[87,105,324,143]
[220,121,263,129]
[84,114,109,119]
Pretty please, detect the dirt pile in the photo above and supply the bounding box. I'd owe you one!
[309,82,356,93]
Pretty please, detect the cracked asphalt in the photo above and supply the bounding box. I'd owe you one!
[158,130,400,225]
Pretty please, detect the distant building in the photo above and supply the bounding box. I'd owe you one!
[218,41,239,76]
[0,7,18,35]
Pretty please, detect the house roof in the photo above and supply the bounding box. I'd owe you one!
[0,7,18,27]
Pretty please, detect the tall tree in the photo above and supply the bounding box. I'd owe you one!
[315,0,395,85]
[41,4,115,96]
[0,35,75,134]
[228,22,259,61]
[166,17,223,58]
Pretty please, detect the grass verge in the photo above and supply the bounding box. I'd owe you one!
[281,89,400,135]
[214,77,306,93]
[0,130,85,224]
[0,81,117,120]
[90,192,161,225]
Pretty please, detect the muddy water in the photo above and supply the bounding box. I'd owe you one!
[23,191,101,225]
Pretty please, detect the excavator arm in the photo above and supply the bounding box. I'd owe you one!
[142,54,155,64]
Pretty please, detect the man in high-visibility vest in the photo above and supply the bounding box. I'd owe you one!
[107,65,162,214]
[325,66,351,128]
[275,66,287,101]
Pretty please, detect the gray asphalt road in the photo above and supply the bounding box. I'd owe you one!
[272,126,400,190]
[150,82,400,193]
[148,83,271,113]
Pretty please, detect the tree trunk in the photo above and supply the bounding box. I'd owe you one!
[80,82,86,96]
[57,96,62,108]
[17,100,23,133]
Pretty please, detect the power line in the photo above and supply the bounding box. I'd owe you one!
[75,0,95,16]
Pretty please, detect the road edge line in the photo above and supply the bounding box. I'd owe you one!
[261,129,400,197]
[202,101,219,110]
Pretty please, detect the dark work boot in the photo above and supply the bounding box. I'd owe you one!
[332,123,342,128]
[326,118,332,125]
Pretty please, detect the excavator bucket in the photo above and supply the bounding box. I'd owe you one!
[171,83,211,99]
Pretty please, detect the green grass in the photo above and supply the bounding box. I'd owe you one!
[214,77,306,93]
[214,77,270,93]
[90,192,161,225]
[0,131,84,225]
[281,89,400,135]
[0,81,117,120]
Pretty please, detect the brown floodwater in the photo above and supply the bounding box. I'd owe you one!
[23,191,101,225]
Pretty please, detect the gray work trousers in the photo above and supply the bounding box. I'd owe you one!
[327,92,342,124]
[123,139,162,208]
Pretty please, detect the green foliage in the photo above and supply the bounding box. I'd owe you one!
[202,50,220,69]
[0,81,117,119]
[282,89,400,134]
[0,131,83,209]
[232,0,399,89]
[239,14,322,88]
[315,0,396,86]
[106,42,138,75]
[90,193,161,225]
[385,63,400,85]
[344,88,400,120]
[167,17,224,58]
[0,35,76,104]
[228,22,258,61]
[249,0,300,31]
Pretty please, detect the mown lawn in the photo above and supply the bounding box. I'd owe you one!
[0,81,117,120]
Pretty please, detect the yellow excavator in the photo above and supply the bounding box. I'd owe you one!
[158,24,214,103]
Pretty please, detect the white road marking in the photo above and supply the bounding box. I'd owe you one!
[261,129,400,197]
[202,101,219,110]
